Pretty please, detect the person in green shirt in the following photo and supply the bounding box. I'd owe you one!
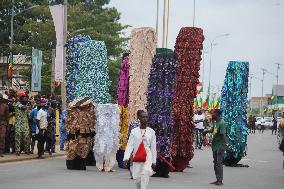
[14,95,30,156]
[210,109,228,186]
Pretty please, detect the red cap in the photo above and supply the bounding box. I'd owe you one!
[18,91,26,97]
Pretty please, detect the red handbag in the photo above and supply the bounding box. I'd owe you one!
[132,130,147,162]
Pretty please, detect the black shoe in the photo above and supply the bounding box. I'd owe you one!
[162,175,170,178]
[37,156,44,159]
[215,181,223,186]
[210,181,218,185]
[151,173,160,177]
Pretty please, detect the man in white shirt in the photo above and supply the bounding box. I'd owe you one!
[194,109,205,149]
[259,117,265,134]
[124,111,157,189]
[36,103,48,159]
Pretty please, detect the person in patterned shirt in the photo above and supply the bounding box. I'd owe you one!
[15,94,30,156]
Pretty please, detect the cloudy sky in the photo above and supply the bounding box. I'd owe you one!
[109,0,284,98]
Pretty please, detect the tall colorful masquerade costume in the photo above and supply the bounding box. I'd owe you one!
[128,27,157,123]
[147,48,178,177]
[65,98,95,170]
[171,27,204,171]
[59,109,67,151]
[116,53,130,168]
[220,61,249,166]
[94,104,120,172]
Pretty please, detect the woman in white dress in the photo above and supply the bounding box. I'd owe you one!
[124,111,157,189]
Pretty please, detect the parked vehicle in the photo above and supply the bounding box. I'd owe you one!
[255,117,273,130]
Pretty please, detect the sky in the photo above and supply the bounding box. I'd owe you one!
[109,0,284,98]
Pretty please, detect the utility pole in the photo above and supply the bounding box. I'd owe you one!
[275,63,282,117]
[260,68,266,116]
[156,0,159,43]
[61,0,67,110]
[193,0,196,27]
[249,75,252,112]
[10,0,14,51]
[51,49,55,95]
[8,0,15,88]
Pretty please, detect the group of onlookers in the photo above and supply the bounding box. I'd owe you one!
[0,89,61,159]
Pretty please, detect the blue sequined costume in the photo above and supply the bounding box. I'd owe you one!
[220,61,249,166]
[60,109,67,151]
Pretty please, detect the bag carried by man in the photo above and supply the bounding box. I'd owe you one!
[132,130,147,162]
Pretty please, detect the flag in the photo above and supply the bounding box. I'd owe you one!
[55,81,60,88]
[196,82,203,95]
[50,4,65,81]
[7,52,13,78]
[31,48,42,92]
[203,96,209,109]
[194,98,199,109]
[214,98,220,109]
[199,97,203,108]
[203,99,207,108]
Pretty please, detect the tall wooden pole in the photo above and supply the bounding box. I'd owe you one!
[51,49,55,95]
[61,0,67,109]
[162,0,166,48]
[156,0,159,46]
[165,0,170,48]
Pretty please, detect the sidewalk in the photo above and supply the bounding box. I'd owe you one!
[0,145,65,164]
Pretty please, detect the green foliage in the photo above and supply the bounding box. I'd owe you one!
[0,0,128,100]
[108,58,120,102]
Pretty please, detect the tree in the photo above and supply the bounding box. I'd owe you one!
[0,0,128,99]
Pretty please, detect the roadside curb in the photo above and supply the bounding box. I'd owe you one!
[0,153,65,164]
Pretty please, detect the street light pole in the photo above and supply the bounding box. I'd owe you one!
[10,0,14,51]
[156,0,159,43]
[193,0,196,27]
[9,1,39,87]
[207,33,229,92]
[260,68,266,116]
[61,0,68,110]
[249,75,252,112]
[275,63,282,117]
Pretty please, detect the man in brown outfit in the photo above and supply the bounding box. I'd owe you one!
[0,93,9,157]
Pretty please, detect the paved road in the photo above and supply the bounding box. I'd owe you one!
[0,132,283,189]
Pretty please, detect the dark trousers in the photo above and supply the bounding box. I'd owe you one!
[0,125,6,154]
[250,125,256,134]
[37,130,48,157]
[116,149,125,169]
[195,128,204,149]
[213,149,225,182]
[4,126,11,153]
[154,159,170,177]
[272,126,277,135]
[259,125,265,134]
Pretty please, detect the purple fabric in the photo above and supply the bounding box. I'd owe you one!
[117,55,130,106]
[128,120,140,139]
[146,51,178,160]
